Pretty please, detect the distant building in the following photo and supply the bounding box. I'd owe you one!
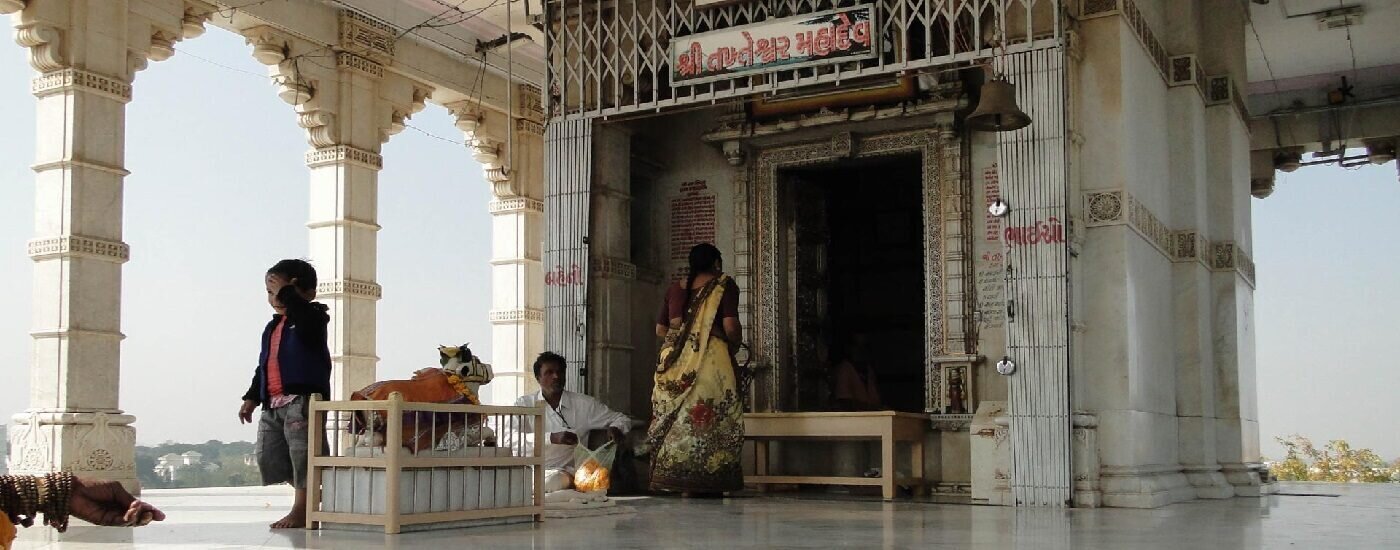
[153,451,218,482]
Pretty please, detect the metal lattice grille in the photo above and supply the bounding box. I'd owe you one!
[998,46,1071,507]
[544,120,595,393]
[545,0,1061,120]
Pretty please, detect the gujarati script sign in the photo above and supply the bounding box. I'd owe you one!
[670,180,717,281]
[669,5,877,85]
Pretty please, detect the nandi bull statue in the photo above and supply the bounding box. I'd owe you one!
[350,344,495,451]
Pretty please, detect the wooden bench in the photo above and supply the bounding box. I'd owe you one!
[743,411,928,500]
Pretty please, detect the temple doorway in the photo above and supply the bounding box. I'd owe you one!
[780,154,926,412]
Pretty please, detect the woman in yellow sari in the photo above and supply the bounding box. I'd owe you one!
[648,243,744,495]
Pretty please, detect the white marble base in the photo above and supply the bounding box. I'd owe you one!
[7,411,139,493]
[1099,465,1196,509]
[1182,464,1235,499]
[1222,463,1265,497]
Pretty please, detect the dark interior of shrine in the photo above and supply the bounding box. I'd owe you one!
[783,154,926,412]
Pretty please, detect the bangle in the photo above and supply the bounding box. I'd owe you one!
[34,476,48,510]
[40,472,73,532]
[0,475,39,528]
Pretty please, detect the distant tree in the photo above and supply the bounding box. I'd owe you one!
[129,440,259,488]
[217,455,261,487]
[1270,435,1397,483]
[174,466,219,488]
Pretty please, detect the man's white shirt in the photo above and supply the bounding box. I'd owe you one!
[511,390,632,471]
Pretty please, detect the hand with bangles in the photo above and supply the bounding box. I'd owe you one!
[69,476,166,527]
[2,472,165,549]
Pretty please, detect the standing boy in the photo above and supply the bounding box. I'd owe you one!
[237,259,331,529]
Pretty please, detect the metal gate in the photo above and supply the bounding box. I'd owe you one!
[544,0,1062,120]
[544,119,595,392]
[997,46,1071,506]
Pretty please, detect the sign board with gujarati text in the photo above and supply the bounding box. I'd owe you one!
[669,5,877,85]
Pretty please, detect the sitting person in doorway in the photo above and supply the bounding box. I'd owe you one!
[513,352,631,493]
[831,333,883,411]
[829,333,892,480]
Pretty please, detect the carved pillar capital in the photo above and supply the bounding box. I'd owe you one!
[448,101,489,137]
[15,21,63,72]
[244,27,319,108]
[245,26,289,65]
[938,124,959,144]
[379,79,431,143]
[0,0,25,15]
[470,136,502,165]
[298,110,337,148]
[147,30,177,62]
[722,140,745,166]
[182,3,210,39]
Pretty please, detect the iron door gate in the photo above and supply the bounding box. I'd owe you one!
[544,119,594,392]
[997,47,1072,507]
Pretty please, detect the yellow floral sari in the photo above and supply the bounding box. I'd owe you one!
[648,275,744,493]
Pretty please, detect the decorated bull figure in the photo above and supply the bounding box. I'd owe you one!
[351,344,496,451]
[435,343,494,398]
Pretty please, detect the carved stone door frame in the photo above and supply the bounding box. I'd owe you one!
[746,127,971,412]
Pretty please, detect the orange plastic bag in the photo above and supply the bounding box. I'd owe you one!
[572,440,617,493]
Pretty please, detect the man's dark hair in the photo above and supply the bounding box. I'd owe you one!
[533,351,568,380]
[268,259,318,293]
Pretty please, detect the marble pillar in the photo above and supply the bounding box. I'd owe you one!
[4,0,193,491]
[453,86,547,404]
[1163,1,1233,500]
[1074,1,1192,508]
[1198,4,1264,497]
[588,124,636,411]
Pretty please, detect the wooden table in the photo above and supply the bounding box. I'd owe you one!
[743,411,927,500]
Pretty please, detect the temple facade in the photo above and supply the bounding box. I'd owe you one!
[4,0,1396,508]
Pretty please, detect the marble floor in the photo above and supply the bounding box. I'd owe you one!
[10,482,1399,549]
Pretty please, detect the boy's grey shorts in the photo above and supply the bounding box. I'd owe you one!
[256,395,311,488]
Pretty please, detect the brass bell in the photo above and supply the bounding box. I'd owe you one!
[967,76,1031,132]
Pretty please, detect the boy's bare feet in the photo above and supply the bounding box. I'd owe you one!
[271,487,309,529]
[270,510,306,529]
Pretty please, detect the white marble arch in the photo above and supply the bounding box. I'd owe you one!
[1,0,544,490]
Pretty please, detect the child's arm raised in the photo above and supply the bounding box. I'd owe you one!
[275,283,329,343]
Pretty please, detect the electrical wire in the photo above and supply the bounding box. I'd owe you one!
[172,44,468,148]
[188,0,539,143]
[405,122,467,146]
[199,0,280,20]
[174,46,270,79]
[1241,0,1281,97]
[1337,0,1359,84]
[320,0,543,102]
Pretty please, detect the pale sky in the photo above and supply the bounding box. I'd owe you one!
[2,29,1398,460]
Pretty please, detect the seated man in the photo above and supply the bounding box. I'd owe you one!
[514,351,631,493]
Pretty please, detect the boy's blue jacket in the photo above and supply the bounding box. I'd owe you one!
[241,285,332,406]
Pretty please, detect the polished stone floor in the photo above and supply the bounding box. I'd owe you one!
[10,482,1400,549]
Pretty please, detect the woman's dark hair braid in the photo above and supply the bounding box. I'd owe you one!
[683,243,722,313]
